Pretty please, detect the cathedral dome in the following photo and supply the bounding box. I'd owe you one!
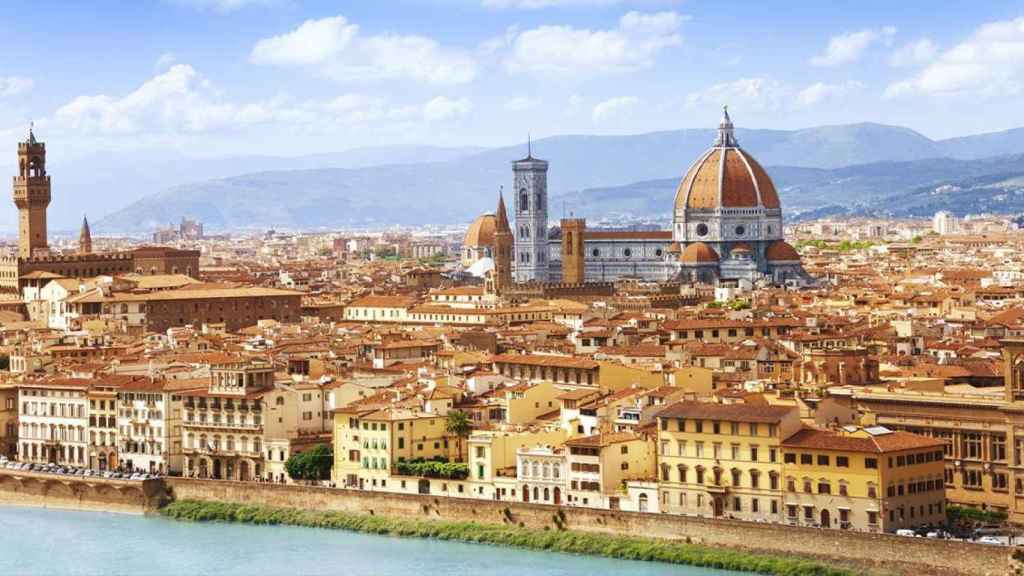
[674,109,780,211]
[464,213,497,247]
[766,240,800,261]
[680,242,719,264]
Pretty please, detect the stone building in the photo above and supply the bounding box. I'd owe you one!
[0,128,200,292]
[180,360,273,481]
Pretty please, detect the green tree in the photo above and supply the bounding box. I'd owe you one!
[445,410,472,462]
[285,443,333,482]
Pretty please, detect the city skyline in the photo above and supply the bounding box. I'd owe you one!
[0,1,1021,163]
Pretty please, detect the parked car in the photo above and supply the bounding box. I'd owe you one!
[895,529,918,537]
[978,536,1004,546]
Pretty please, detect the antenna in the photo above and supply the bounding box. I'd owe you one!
[527,133,532,158]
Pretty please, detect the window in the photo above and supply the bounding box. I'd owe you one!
[817,455,830,466]
[993,435,1007,462]
[836,456,849,468]
[784,452,796,464]
[801,453,814,465]
[865,458,878,469]
[750,446,759,462]
[963,433,982,459]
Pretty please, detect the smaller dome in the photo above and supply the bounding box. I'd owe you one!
[680,242,719,264]
[766,240,800,261]
[464,213,497,247]
[731,243,753,254]
[667,241,682,254]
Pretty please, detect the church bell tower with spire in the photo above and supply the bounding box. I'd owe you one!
[492,188,513,295]
[79,215,93,255]
[512,136,549,282]
[14,124,51,259]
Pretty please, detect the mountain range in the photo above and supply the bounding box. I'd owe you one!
[70,122,1024,232]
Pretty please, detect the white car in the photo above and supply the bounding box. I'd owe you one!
[895,529,917,537]
[977,536,1003,546]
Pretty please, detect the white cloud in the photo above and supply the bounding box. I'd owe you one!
[797,81,864,106]
[810,26,896,67]
[155,52,178,71]
[251,16,357,66]
[47,64,468,143]
[422,96,473,122]
[885,18,1024,98]
[251,16,476,84]
[888,38,938,67]
[0,76,32,98]
[483,0,625,8]
[505,11,685,74]
[592,96,639,123]
[505,96,541,112]
[686,77,789,111]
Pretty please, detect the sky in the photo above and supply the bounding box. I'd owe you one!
[0,0,1022,160]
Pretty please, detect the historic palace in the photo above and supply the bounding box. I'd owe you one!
[0,128,199,292]
[463,109,811,289]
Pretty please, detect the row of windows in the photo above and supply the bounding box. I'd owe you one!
[660,439,778,462]
[659,418,777,438]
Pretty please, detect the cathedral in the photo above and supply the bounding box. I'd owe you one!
[0,127,200,292]
[463,109,810,289]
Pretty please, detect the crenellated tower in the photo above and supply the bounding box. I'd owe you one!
[513,140,549,282]
[14,125,51,259]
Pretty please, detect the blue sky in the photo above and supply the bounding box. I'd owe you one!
[0,0,1022,159]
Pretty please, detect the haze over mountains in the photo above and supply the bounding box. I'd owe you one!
[34,122,1024,233]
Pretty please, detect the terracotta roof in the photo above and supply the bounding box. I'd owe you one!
[464,213,497,247]
[782,428,946,454]
[657,401,796,423]
[766,240,800,262]
[674,147,780,210]
[680,242,719,264]
[491,353,599,370]
[565,431,641,447]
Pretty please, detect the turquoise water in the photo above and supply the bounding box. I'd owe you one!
[0,506,747,576]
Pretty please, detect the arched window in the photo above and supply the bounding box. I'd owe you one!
[519,190,529,211]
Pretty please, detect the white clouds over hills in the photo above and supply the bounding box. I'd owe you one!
[250,16,477,85]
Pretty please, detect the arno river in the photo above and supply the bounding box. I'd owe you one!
[0,506,746,576]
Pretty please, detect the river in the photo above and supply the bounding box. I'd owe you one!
[0,506,747,576]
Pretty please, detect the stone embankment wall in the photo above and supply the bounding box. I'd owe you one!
[165,478,1008,576]
[0,469,168,514]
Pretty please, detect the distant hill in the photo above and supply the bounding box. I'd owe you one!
[95,123,1024,232]
[556,154,1024,221]
[0,144,486,233]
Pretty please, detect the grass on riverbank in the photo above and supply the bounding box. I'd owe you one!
[160,500,859,576]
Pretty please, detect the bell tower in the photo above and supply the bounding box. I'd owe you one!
[513,138,549,282]
[13,125,50,259]
[492,188,514,295]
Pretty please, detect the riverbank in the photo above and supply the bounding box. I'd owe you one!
[160,499,858,576]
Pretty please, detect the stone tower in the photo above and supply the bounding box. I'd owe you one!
[513,141,548,282]
[560,218,585,284]
[79,215,92,255]
[13,125,51,259]
[492,189,514,295]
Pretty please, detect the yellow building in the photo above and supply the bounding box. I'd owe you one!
[0,383,17,459]
[781,426,946,532]
[564,431,655,509]
[655,402,802,520]
[504,381,563,425]
[333,406,456,490]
